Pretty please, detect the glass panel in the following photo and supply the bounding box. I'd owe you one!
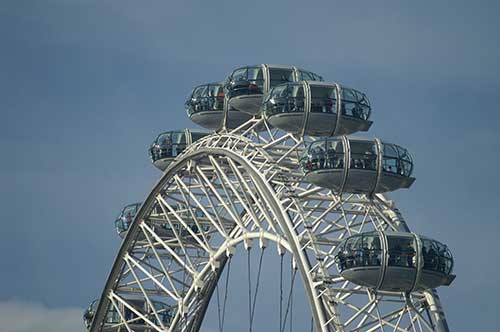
[341,88,357,117]
[271,85,287,98]
[106,305,121,324]
[301,139,345,172]
[312,72,324,81]
[263,84,304,116]
[361,234,382,266]
[422,239,453,274]
[310,86,337,114]
[355,91,371,120]
[382,143,414,176]
[231,68,247,81]
[344,235,362,268]
[383,144,399,158]
[349,140,377,170]
[382,144,399,175]
[247,66,264,92]
[340,88,371,120]
[299,70,315,81]
[306,140,326,170]
[325,139,344,169]
[269,68,294,87]
[158,133,171,147]
[153,302,171,324]
[191,132,208,142]
[186,83,225,116]
[387,236,416,268]
[192,86,207,98]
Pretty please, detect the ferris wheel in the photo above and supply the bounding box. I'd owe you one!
[84,64,455,332]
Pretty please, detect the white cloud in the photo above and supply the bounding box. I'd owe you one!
[0,300,86,332]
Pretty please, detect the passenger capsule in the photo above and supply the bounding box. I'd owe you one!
[115,203,209,240]
[262,81,372,136]
[149,129,209,171]
[83,298,172,331]
[335,232,455,292]
[225,64,323,115]
[300,137,415,193]
[186,82,251,130]
[115,203,141,238]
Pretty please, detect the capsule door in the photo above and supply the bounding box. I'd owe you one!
[304,83,339,136]
[342,139,379,193]
[379,233,418,291]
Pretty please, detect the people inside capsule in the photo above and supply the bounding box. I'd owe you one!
[186,82,252,130]
[155,204,210,237]
[300,137,415,194]
[335,232,455,292]
[149,129,209,171]
[115,202,209,239]
[115,203,141,238]
[262,81,372,136]
[225,65,323,115]
[83,298,172,331]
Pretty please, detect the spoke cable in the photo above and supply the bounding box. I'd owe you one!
[281,268,297,332]
[249,248,265,329]
[279,254,284,332]
[247,249,252,332]
[220,256,232,332]
[290,258,294,332]
[216,284,222,332]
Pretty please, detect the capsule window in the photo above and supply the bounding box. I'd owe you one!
[105,305,120,324]
[387,236,416,268]
[191,132,208,142]
[362,234,382,266]
[382,144,414,177]
[306,140,327,170]
[382,144,400,175]
[397,146,413,176]
[247,66,264,91]
[299,70,315,81]
[421,239,453,274]
[231,68,247,81]
[192,85,207,99]
[269,68,294,88]
[153,302,172,324]
[264,84,304,116]
[325,139,344,169]
[349,140,377,171]
[355,91,371,120]
[340,88,356,117]
[310,86,337,114]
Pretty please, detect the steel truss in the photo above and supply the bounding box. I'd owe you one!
[90,118,450,332]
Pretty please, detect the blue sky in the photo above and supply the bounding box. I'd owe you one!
[1,1,499,331]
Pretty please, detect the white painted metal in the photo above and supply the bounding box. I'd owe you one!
[89,117,451,332]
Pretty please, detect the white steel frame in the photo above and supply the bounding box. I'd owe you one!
[89,117,451,332]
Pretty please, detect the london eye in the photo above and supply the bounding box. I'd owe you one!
[84,64,455,332]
